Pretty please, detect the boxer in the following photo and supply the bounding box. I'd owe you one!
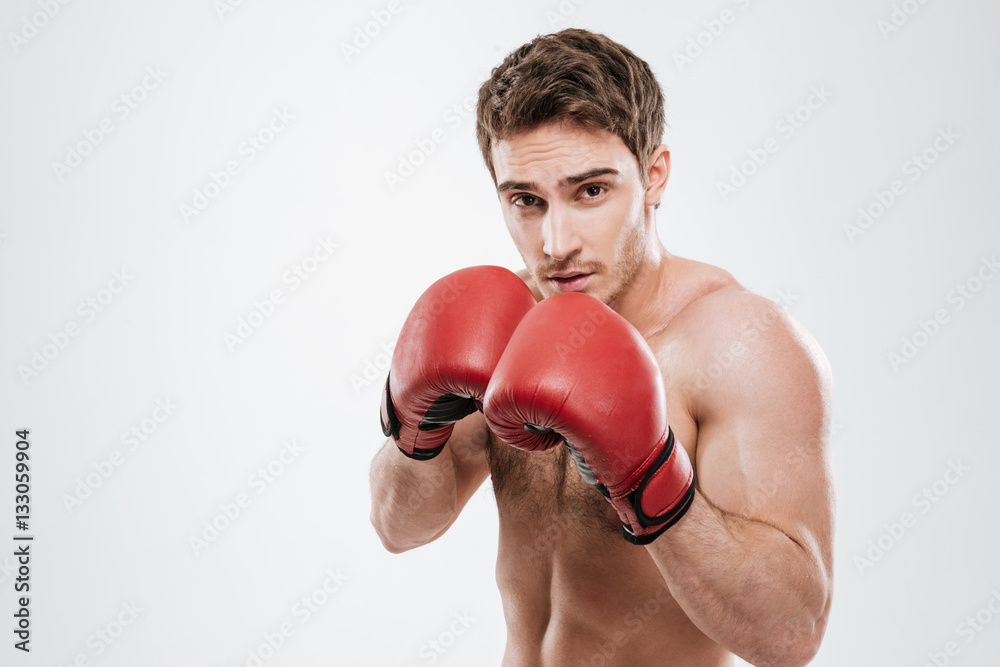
[371,28,834,666]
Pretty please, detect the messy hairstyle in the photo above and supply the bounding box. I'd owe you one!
[476,28,665,184]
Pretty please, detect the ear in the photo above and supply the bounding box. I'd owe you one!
[644,145,671,207]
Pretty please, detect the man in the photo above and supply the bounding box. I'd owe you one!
[370,28,834,667]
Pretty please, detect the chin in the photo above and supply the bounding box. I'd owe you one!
[582,286,615,307]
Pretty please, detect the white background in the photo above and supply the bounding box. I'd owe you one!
[1,1,998,665]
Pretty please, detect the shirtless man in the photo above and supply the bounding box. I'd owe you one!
[370,28,834,666]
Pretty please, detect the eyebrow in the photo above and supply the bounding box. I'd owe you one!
[496,167,620,193]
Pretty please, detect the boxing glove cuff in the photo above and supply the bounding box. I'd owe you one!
[380,373,448,461]
[616,428,696,545]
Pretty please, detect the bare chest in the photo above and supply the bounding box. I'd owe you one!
[486,432,620,537]
[484,390,698,540]
[482,302,703,546]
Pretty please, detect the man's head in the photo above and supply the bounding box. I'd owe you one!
[476,29,670,307]
[476,28,665,187]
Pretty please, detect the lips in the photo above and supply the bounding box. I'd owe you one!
[548,272,593,292]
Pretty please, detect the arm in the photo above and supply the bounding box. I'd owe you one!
[645,294,835,667]
[370,411,491,553]
[481,287,834,663]
[368,265,535,553]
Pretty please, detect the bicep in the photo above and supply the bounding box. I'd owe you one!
[693,308,835,570]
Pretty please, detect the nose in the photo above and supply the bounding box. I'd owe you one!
[541,204,582,261]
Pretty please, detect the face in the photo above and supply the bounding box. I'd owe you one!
[491,121,656,307]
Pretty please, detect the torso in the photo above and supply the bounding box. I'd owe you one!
[486,256,741,666]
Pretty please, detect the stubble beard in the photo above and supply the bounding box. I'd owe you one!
[602,218,648,311]
[526,215,649,305]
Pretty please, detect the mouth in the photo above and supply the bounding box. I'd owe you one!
[548,272,593,292]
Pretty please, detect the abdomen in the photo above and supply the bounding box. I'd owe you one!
[487,433,731,666]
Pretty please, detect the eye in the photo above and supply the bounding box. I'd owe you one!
[582,184,605,199]
[512,194,540,207]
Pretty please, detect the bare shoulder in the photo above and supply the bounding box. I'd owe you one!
[664,266,835,590]
[665,265,832,424]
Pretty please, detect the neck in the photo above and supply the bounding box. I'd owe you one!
[611,244,676,339]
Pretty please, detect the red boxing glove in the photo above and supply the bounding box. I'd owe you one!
[483,292,695,544]
[380,266,536,460]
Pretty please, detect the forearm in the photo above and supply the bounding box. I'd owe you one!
[646,489,831,667]
[369,438,458,553]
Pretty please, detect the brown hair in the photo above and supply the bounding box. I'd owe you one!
[476,28,665,185]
